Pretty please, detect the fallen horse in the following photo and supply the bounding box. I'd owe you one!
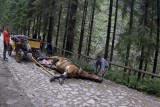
[37,56,103,84]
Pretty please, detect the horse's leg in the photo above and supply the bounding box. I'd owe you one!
[58,72,68,85]
[50,74,64,85]
[50,72,68,85]
[79,71,103,83]
[50,74,63,82]
[61,72,68,80]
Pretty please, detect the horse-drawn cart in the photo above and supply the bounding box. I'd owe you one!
[8,35,103,84]
[8,35,41,63]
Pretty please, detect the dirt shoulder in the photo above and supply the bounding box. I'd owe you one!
[0,57,34,107]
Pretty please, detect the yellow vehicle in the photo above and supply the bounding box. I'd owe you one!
[8,35,41,63]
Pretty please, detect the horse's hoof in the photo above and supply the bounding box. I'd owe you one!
[50,77,55,82]
[59,78,64,85]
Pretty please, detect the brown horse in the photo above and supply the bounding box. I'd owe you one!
[41,56,103,84]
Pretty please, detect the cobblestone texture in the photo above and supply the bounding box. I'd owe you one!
[0,34,160,107]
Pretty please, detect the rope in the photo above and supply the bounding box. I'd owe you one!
[31,57,55,77]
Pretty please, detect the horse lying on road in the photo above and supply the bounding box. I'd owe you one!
[39,56,103,84]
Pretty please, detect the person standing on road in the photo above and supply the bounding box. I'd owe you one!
[3,26,10,61]
[94,55,109,80]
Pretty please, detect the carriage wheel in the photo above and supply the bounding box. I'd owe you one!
[8,44,12,56]
[16,49,23,63]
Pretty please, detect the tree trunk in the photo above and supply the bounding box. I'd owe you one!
[42,16,48,42]
[38,16,42,39]
[142,49,149,78]
[27,20,31,37]
[35,17,39,39]
[32,17,36,37]
[78,0,88,59]
[63,0,70,50]
[109,0,119,69]
[87,0,96,56]
[138,0,148,81]
[152,0,159,77]
[138,46,144,81]
[47,16,53,44]
[124,0,134,72]
[85,23,90,55]
[23,26,27,35]
[56,4,62,47]
[143,1,153,78]
[65,0,78,55]
[47,0,55,44]
[104,0,113,59]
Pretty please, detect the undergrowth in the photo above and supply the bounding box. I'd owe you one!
[72,57,160,97]
[106,70,160,97]
[53,53,160,97]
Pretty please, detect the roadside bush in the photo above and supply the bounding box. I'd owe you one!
[52,54,160,97]
[105,70,160,97]
[128,75,138,89]
[71,58,95,73]
[52,53,95,73]
[136,78,160,97]
[106,70,127,85]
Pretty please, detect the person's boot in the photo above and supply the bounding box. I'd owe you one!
[98,77,103,83]
[4,58,8,61]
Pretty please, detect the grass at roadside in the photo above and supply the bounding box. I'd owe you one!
[106,70,160,98]
[53,53,160,97]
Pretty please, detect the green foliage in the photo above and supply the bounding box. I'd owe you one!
[55,50,160,98]
[136,78,160,97]
[127,75,138,88]
[105,70,160,97]
[106,70,128,85]
[0,0,160,98]
[132,25,155,48]
[69,57,95,73]
[54,52,160,97]
[54,53,95,72]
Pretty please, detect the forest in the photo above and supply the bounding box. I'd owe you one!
[0,0,160,97]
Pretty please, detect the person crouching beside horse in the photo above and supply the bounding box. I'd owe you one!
[37,56,103,84]
[94,55,109,80]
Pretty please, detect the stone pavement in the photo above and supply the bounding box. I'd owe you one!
[0,56,34,107]
[0,34,160,107]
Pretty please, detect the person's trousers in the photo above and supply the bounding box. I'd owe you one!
[98,68,107,79]
[3,44,9,59]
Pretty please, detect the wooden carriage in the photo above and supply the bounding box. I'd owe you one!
[8,35,41,63]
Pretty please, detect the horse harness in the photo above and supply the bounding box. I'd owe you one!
[55,59,83,77]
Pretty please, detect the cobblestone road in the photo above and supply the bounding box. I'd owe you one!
[0,34,160,107]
